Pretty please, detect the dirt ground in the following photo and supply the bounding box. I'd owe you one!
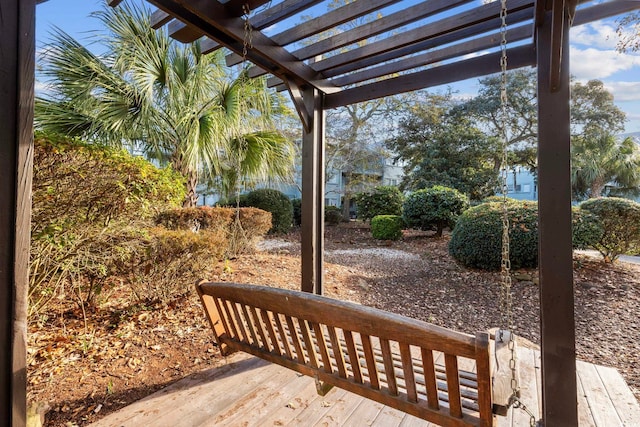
[27,224,640,426]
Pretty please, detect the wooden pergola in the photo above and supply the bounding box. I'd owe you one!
[3,0,640,425]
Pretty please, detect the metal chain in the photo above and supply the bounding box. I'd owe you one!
[242,4,253,60]
[511,396,538,427]
[498,0,523,414]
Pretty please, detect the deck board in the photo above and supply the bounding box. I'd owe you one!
[91,348,640,427]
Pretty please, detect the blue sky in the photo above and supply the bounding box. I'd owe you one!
[36,0,640,132]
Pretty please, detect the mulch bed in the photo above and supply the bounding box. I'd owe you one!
[27,224,640,426]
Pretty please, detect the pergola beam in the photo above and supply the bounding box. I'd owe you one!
[226,0,403,67]
[331,24,533,87]
[324,45,536,109]
[291,0,474,60]
[0,0,35,425]
[144,0,339,94]
[310,0,534,74]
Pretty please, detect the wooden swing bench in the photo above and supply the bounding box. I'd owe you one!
[196,281,514,427]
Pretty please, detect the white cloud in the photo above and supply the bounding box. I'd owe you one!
[604,81,640,102]
[571,22,619,50]
[570,46,640,79]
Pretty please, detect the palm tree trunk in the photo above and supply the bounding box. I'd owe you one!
[183,169,199,208]
[171,152,199,208]
[590,178,605,198]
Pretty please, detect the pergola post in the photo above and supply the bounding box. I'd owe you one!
[536,5,578,426]
[300,87,325,294]
[0,0,35,425]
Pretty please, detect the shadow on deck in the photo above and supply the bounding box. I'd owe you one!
[90,347,640,426]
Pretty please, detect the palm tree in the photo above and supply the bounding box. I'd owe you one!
[36,2,294,207]
[571,133,640,199]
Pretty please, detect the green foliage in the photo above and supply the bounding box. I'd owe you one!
[291,198,302,226]
[449,201,606,270]
[32,134,184,235]
[580,197,640,262]
[571,207,604,250]
[325,206,344,225]
[355,186,403,221]
[571,80,626,138]
[35,3,292,207]
[449,202,539,270]
[403,186,470,237]
[244,189,293,234]
[481,195,521,204]
[386,93,498,200]
[371,215,404,240]
[571,134,640,199]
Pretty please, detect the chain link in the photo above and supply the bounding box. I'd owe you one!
[242,4,253,60]
[498,0,525,416]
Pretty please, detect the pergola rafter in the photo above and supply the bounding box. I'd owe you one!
[3,0,640,425]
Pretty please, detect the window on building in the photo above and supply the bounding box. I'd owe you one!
[523,184,531,193]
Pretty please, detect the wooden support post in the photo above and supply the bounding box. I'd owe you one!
[0,0,35,425]
[300,87,325,294]
[536,5,578,426]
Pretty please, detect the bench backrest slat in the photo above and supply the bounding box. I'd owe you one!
[197,282,494,427]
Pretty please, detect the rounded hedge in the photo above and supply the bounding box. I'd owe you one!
[449,201,538,270]
[449,201,605,270]
[403,186,469,236]
[325,206,343,225]
[580,197,640,261]
[244,189,293,234]
[355,186,404,222]
[371,215,404,240]
[291,198,302,226]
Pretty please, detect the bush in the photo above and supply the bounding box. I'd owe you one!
[325,206,343,225]
[449,201,605,270]
[30,135,186,314]
[244,189,293,234]
[123,228,226,303]
[403,186,469,237]
[355,186,404,222]
[156,206,272,255]
[291,198,302,226]
[580,197,640,262]
[371,215,404,240]
[449,202,538,270]
[32,134,185,234]
[571,207,604,250]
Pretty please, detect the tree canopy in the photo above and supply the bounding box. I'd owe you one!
[385,92,499,200]
[36,2,294,207]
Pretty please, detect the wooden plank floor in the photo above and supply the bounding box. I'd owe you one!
[91,347,640,427]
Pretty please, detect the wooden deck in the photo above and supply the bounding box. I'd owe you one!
[91,347,640,427]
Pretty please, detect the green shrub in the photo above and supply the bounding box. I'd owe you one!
[449,201,538,270]
[32,134,184,234]
[449,201,606,270]
[371,215,404,240]
[29,135,186,314]
[481,195,520,204]
[571,207,604,250]
[403,186,469,237]
[291,198,302,226]
[244,189,293,234]
[325,206,343,225]
[355,186,404,222]
[580,197,640,262]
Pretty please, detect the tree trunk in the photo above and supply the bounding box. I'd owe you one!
[590,177,605,198]
[183,169,199,208]
[171,152,199,208]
